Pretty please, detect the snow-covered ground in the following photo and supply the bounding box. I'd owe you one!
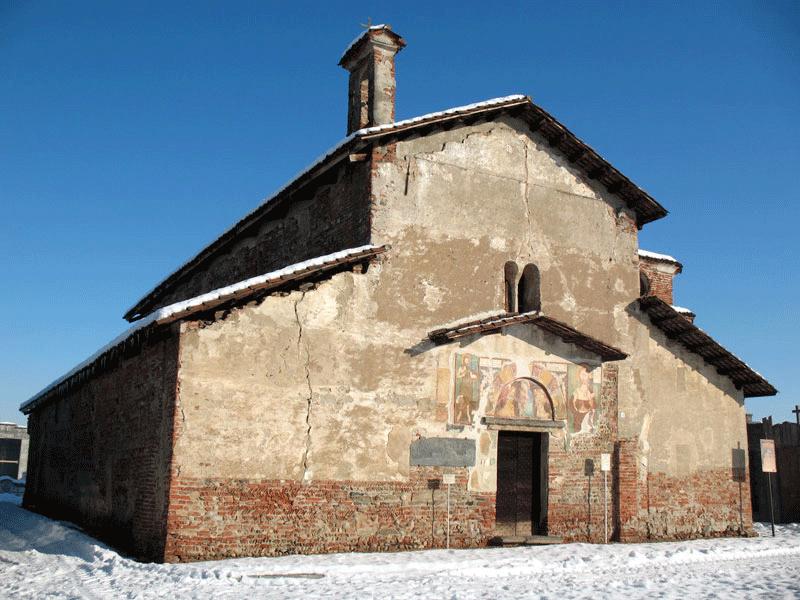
[1,495,799,599]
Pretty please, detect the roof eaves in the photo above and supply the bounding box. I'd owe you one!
[638,295,777,398]
[639,249,681,265]
[428,311,627,362]
[357,94,530,140]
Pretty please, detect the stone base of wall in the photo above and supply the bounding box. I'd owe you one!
[621,469,756,542]
[164,467,494,562]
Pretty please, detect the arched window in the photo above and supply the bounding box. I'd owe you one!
[518,263,541,313]
[504,262,519,313]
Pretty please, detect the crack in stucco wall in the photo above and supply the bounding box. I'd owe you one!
[605,205,620,300]
[519,142,532,258]
[294,292,313,482]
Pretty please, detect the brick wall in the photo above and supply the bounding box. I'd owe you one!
[639,255,680,305]
[614,437,645,542]
[163,466,494,562]
[547,365,620,543]
[618,467,754,541]
[23,325,180,561]
[611,436,753,542]
[151,160,373,313]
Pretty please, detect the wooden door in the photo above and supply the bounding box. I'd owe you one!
[495,431,547,536]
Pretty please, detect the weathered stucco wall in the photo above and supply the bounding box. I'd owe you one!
[369,118,639,340]
[167,270,499,560]
[23,327,180,561]
[172,269,435,484]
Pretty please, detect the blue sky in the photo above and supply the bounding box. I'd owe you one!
[1,1,798,426]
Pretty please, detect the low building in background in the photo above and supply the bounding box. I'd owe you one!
[0,423,28,481]
[0,423,29,499]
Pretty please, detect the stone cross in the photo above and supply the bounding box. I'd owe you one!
[793,405,800,425]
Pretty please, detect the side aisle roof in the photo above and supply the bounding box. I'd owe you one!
[22,246,387,415]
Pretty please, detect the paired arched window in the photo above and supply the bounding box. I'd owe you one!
[504,262,518,312]
[504,261,541,313]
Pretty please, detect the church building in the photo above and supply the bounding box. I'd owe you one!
[21,26,776,562]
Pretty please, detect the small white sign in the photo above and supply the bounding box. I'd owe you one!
[442,473,456,485]
[600,453,611,472]
[761,439,777,473]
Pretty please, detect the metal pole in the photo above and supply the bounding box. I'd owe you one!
[604,469,608,544]
[446,481,451,549]
[768,471,775,537]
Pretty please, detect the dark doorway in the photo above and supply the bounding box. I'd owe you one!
[496,431,548,536]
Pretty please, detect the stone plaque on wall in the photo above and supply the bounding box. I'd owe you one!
[409,438,476,467]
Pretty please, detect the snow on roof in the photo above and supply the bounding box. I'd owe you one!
[429,310,519,334]
[360,95,528,136]
[638,249,681,265]
[340,24,389,61]
[672,305,694,315]
[428,311,627,362]
[126,94,529,320]
[23,246,382,413]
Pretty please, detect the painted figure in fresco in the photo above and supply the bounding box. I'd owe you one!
[454,354,479,424]
[518,380,535,417]
[484,361,512,414]
[494,377,554,420]
[494,381,519,418]
[479,366,495,408]
[533,385,553,419]
[570,366,597,433]
[530,361,567,420]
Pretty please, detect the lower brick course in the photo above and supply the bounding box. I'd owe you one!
[624,468,755,541]
[163,467,494,562]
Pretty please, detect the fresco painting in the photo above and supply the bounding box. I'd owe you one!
[453,354,480,424]
[452,353,600,434]
[567,365,601,434]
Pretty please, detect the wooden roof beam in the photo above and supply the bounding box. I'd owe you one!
[568,148,588,164]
